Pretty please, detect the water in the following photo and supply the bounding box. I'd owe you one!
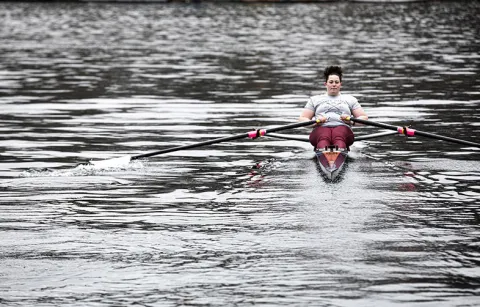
[1,1,480,306]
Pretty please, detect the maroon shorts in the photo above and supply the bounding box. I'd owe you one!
[309,125,354,150]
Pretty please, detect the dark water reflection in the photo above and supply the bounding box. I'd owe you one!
[1,1,480,306]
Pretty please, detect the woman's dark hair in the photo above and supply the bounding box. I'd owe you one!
[324,66,343,82]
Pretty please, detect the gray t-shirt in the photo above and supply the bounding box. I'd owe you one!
[304,93,361,127]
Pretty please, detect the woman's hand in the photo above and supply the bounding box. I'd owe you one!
[340,114,352,123]
[316,114,328,124]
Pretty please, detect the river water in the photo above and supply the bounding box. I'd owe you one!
[1,1,479,306]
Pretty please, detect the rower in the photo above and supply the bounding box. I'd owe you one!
[298,65,368,151]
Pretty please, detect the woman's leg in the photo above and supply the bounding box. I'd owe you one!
[331,125,354,149]
[309,127,333,150]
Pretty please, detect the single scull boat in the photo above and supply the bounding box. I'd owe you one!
[82,118,478,182]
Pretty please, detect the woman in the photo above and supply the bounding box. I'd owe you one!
[298,66,368,150]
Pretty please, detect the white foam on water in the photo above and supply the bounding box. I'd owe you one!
[20,157,146,178]
[88,155,132,169]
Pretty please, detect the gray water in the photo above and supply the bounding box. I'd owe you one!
[1,1,480,306]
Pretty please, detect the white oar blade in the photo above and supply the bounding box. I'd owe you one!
[88,155,133,168]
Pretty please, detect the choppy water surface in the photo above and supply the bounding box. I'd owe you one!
[1,1,479,306]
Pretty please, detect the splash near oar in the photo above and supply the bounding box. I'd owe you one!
[88,119,321,168]
[347,117,480,148]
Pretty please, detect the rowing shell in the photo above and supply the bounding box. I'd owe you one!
[315,148,348,181]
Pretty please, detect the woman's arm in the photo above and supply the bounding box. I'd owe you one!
[352,107,368,120]
[341,107,368,125]
[299,109,314,122]
[299,109,326,127]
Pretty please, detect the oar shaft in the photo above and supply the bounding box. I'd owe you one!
[413,130,480,147]
[265,120,319,133]
[350,117,480,148]
[132,119,319,160]
[349,118,397,130]
[132,133,247,160]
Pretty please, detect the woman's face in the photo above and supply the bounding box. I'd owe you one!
[324,74,341,96]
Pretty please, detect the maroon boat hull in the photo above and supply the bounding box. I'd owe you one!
[315,149,348,180]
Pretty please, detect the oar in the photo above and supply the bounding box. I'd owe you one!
[87,119,321,167]
[347,117,480,148]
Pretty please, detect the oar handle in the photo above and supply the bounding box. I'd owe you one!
[348,117,480,148]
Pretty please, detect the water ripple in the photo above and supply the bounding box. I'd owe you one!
[1,1,480,306]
